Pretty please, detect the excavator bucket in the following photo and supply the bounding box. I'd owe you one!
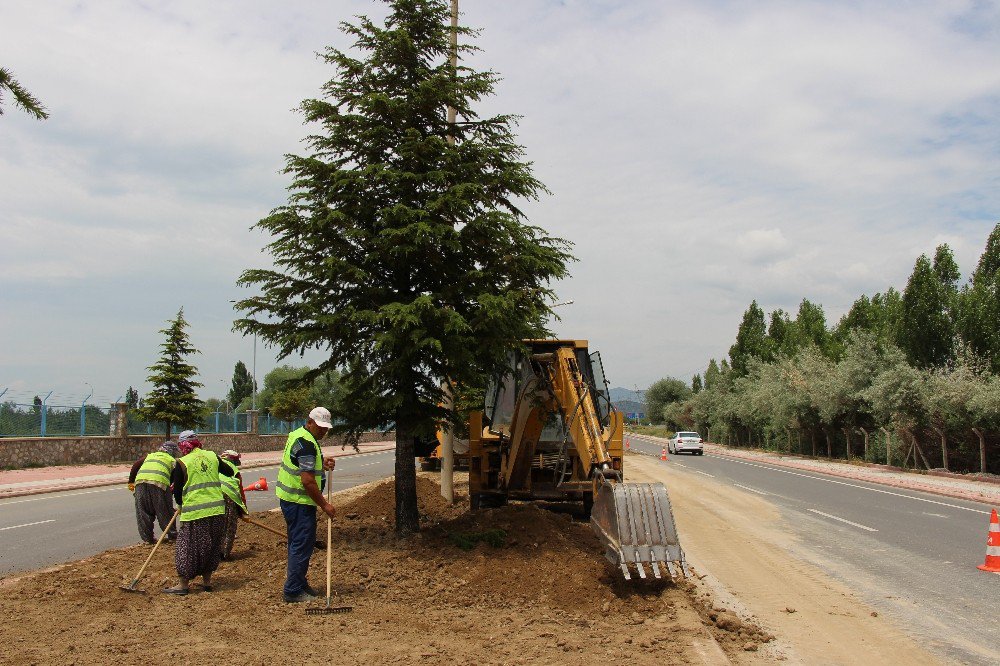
[590,481,690,581]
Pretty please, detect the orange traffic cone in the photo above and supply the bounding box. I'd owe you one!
[243,477,268,492]
[977,508,1000,573]
[625,437,630,450]
[660,447,667,461]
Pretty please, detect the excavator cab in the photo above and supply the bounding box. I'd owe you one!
[469,339,689,581]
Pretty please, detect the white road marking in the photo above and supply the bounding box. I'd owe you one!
[0,519,55,531]
[712,456,992,515]
[0,487,119,507]
[923,512,949,518]
[807,509,878,532]
[693,470,715,478]
[734,483,769,496]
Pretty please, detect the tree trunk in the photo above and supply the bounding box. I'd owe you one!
[797,429,802,455]
[394,427,419,535]
[810,430,817,457]
[972,427,986,474]
[879,427,891,465]
[843,427,851,460]
[824,428,832,458]
[932,426,948,471]
[858,427,869,460]
[786,428,792,453]
[165,420,171,438]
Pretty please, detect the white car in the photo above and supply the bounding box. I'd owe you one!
[668,431,704,455]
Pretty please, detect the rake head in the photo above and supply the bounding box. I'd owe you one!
[305,599,353,615]
[118,582,147,594]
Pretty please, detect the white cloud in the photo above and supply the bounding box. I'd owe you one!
[2,0,1000,396]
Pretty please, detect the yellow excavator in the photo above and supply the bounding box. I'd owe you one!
[465,339,689,581]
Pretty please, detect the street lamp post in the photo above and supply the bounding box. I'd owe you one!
[81,382,93,436]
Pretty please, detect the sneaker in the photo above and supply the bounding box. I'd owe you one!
[283,590,317,603]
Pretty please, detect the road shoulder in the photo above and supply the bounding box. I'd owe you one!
[627,453,940,666]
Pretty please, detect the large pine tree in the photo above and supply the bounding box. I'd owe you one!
[235,0,571,533]
[141,308,204,436]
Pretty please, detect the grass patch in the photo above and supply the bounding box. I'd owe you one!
[448,528,507,551]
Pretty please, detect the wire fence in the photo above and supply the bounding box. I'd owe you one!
[0,402,113,438]
[1,402,308,439]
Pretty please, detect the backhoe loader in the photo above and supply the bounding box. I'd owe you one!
[467,339,689,581]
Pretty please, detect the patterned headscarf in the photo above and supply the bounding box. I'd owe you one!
[159,440,180,457]
[177,430,201,456]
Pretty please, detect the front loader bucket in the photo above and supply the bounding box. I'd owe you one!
[590,481,689,581]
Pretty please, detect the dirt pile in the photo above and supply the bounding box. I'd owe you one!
[0,475,756,665]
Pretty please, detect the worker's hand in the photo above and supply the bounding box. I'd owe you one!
[127,483,135,493]
[323,457,336,471]
[322,502,337,520]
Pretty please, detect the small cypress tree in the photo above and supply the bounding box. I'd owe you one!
[957,223,1000,372]
[729,301,768,376]
[898,255,954,368]
[228,360,255,409]
[141,308,204,436]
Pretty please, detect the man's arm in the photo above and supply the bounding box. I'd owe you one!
[301,471,336,519]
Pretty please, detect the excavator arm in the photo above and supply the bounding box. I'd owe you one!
[479,341,689,581]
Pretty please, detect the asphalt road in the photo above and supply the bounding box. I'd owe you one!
[0,448,396,576]
[627,434,1000,665]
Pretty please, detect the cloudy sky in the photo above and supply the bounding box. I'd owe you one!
[3,0,1000,408]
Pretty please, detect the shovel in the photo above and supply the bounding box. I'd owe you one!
[306,469,352,615]
[119,507,180,594]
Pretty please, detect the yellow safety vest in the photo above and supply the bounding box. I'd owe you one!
[135,450,176,490]
[219,458,247,513]
[275,427,323,505]
[178,448,225,522]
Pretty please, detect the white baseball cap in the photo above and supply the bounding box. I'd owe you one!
[308,406,333,429]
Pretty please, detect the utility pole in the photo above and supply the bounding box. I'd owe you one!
[441,0,459,504]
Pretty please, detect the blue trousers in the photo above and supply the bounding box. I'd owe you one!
[280,499,317,596]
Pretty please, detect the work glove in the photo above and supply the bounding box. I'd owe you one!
[128,483,135,493]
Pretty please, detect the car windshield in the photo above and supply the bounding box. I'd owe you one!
[678,432,700,438]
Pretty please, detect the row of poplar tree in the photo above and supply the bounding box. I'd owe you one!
[648,223,1000,474]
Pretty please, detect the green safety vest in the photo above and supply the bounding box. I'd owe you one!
[219,458,247,513]
[135,451,176,490]
[275,426,323,505]
[178,448,226,522]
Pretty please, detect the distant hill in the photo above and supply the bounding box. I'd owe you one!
[613,399,644,416]
[609,386,643,402]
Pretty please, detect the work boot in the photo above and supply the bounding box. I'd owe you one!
[283,590,317,603]
[304,583,322,597]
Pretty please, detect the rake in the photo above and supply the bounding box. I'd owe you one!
[306,469,352,615]
[119,507,180,594]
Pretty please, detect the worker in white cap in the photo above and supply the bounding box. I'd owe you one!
[274,406,337,603]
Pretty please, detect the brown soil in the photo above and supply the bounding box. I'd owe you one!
[0,474,743,665]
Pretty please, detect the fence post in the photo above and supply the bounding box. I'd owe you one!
[214,410,220,433]
[109,403,128,437]
[247,409,259,434]
[40,391,53,437]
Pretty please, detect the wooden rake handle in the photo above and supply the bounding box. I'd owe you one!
[241,516,287,539]
[129,507,180,586]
